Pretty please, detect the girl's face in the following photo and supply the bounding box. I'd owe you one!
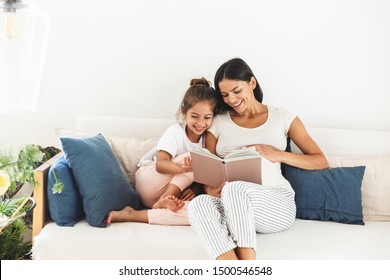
[218,77,256,114]
[183,101,214,142]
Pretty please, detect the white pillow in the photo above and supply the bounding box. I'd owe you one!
[55,128,158,184]
[326,154,390,221]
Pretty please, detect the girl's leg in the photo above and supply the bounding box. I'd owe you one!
[153,153,194,211]
[105,202,190,226]
[105,206,148,224]
[152,193,185,211]
[135,164,173,208]
[188,195,237,260]
[136,152,194,211]
[148,201,190,225]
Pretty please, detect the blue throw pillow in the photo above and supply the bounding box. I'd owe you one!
[60,134,142,228]
[47,155,84,226]
[282,164,366,225]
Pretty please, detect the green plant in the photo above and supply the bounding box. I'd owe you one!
[0,197,33,260]
[0,144,60,260]
[51,170,65,194]
[0,144,44,199]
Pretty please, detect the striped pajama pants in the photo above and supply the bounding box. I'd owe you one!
[188,181,296,259]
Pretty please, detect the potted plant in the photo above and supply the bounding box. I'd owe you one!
[0,144,60,260]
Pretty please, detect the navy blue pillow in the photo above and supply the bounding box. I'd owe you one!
[60,134,142,228]
[282,164,366,225]
[47,155,84,226]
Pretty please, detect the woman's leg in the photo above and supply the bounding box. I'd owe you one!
[221,181,296,259]
[188,195,237,260]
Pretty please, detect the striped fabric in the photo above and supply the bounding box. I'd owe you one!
[188,181,296,259]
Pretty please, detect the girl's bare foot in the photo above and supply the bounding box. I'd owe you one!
[152,195,185,212]
[105,206,136,224]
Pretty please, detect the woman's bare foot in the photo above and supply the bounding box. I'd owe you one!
[152,195,185,212]
[105,206,148,224]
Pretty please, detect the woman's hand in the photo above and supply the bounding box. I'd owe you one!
[249,144,283,163]
[203,181,227,198]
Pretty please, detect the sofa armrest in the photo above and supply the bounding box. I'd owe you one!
[32,153,62,240]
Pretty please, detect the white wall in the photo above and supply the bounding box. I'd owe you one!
[1,0,390,151]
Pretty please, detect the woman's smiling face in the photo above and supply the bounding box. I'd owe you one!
[218,77,256,113]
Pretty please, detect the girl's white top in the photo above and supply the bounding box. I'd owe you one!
[138,123,204,167]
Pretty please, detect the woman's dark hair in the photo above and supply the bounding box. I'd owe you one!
[176,77,217,120]
[214,58,263,113]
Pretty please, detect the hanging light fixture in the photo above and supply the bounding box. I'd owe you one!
[0,0,50,113]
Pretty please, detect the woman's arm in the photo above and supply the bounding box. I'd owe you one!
[286,117,329,169]
[155,150,192,174]
[252,117,329,170]
[205,131,218,155]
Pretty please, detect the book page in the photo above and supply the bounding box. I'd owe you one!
[225,157,262,184]
[191,148,222,161]
[224,147,260,162]
[191,152,226,187]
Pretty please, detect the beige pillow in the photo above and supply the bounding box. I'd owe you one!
[54,128,94,139]
[105,135,158,184]
[326,154,390,221]
[55,128,158,185]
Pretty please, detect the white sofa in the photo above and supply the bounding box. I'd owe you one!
[32,115,390,260]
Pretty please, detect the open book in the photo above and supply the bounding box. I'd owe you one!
[190,147,262,187]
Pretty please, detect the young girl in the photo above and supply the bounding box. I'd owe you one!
[105,77,217,225]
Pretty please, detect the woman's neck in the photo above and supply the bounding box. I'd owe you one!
[231,101,266,118]
[230,103,268,128]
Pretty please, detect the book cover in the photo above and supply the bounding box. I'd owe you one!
[190,147,262,187]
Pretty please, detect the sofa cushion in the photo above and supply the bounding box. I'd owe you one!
[60,134,142,228]
[55,128,158,184]
[103,135,158,184]
[327,154,390,221]
[282,164,366,225]
[47,155,85,226]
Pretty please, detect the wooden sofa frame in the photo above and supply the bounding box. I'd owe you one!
[32,153,62,240]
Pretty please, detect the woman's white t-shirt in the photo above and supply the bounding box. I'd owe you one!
[208,105,296,192]
[138,123,204,167]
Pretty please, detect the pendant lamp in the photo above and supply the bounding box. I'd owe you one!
[0,0,50,113]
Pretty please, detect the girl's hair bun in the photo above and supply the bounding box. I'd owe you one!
[190,77,211,87]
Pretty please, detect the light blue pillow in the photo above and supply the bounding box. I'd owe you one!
[47,155,84,226]
[60,134,142,228]
[282,164,366,225]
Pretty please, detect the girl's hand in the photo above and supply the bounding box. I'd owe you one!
[204,181,227,198]
[174,155,192,173]
[180,189,195,201]
[248,144,282,163]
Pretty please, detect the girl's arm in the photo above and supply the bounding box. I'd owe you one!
[155,150,192,174]
[251,117,329,170]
